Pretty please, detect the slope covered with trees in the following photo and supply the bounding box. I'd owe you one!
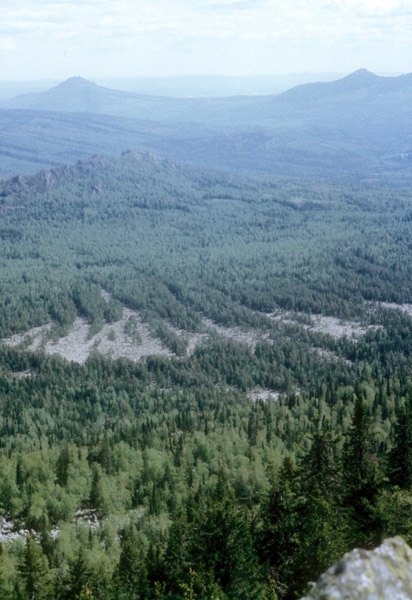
[0,153,411,598]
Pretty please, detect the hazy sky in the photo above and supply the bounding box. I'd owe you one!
[1,0,412,80]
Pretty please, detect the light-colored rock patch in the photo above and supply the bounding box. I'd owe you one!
[269,311,378,340]
[248,388,280,402]
[2,310,173,365]
[313,347,353,365]
[44,310,172,364]
[380,302,412,317]
[4,323,52,350]
[301,537,412,600]
[3,298,380,366]
[44,318,92,363]
[0,516,27,544]
[308,315,372,339]
[203,318,269,350]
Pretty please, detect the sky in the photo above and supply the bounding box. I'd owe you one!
[1,0,412,81]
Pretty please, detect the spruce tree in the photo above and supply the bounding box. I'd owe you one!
[257,456,302,597]
[115,525,148,600]
[56,443,70,487]
[342,393,381,546]
[17,534,49,599]
[388,395,412,489]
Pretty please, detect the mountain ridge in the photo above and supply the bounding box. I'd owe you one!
[3,68,412,117]
[275,68,412,105]
[1,68,412,181]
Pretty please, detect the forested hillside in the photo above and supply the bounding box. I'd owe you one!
[0,152,412,598]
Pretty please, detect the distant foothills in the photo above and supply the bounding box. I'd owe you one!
[0,69,411,181]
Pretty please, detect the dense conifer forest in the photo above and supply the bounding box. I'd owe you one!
[0,151,412,598]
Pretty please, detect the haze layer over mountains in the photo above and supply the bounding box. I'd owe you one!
[1,69,411,181]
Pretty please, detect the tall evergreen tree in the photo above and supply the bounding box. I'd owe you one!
[342,393,381,546]
[115,526,148,600]
[299,419,340,498]
[388,395,412,489]
[257,456,302,598]
[56,443,70,487]
[295,421,346,592]
[17,534,49,599]
[188,480,263,599]
[65,544,91,600]
[343,393,370,489]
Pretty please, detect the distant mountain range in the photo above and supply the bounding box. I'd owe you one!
[1,69,411,180]
[0,73,344,101]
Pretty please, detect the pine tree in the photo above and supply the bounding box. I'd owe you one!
[299,419,340,498]
[88,463,108,515]
[257,456,302,597]
[342,393,381,546]
[163,506,191,594]
[115,525,148,599]
[17,534,49,599]
[388,395,412,489]
[65,544,91,600]
[295,421,346,590]
[343,393,370,485]
[98,431,113,476]
[56,443,70,487]
[187,480,262,598]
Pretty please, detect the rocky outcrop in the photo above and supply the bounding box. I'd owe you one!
[301,536,412,599]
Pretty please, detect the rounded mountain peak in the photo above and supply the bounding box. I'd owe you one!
[343,68,378,81]
[56,76,99,89]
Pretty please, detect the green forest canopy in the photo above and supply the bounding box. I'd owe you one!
[0,152,411,598]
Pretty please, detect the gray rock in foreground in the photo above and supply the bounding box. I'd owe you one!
[301,536,412,600]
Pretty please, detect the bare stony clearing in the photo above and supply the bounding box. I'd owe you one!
[3,295,380,365]
[380,302,412,317]
[1,305,230,364]
[269,311,378,340]
[314,347,353,365]
[1,311,270,364]
[306,315,375,339]
[2,310,173,364]
[46,311,175,364]
[248,388,280,402]
[5,323,52,350]
[202,318,270,349]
